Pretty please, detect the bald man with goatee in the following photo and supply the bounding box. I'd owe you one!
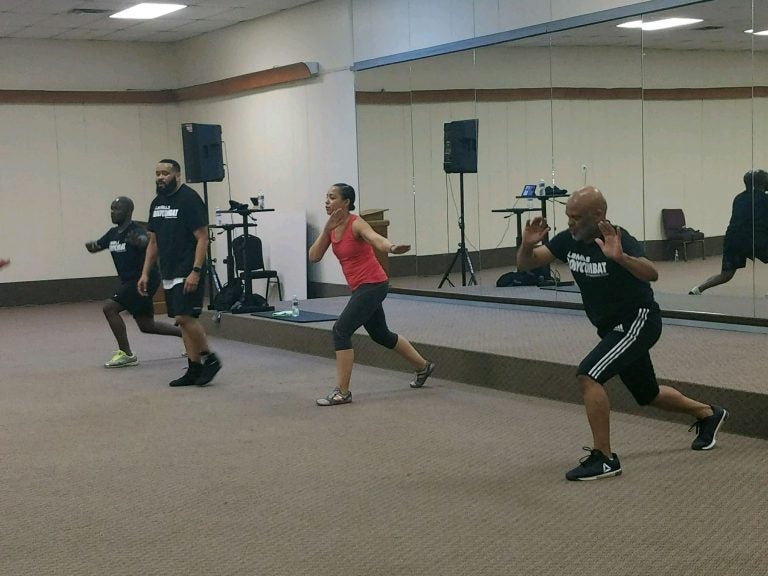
[518,186,727,481]
[86,196,182,368]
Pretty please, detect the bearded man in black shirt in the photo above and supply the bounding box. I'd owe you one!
[86,196,181,368]
[518,186,727,481]
[139,160,221,387]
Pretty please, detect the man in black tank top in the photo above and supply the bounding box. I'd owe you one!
[518,186,727,481]
[86,196,181,368]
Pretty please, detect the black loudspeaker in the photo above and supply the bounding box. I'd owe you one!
[181,123,225,183]
[443,119,478,174]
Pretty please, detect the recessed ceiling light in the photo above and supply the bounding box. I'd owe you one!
[617,18,703,31]
[745,29,768,36]
[110,3,186,20]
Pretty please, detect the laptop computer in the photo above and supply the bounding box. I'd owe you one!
[519,184,537,198]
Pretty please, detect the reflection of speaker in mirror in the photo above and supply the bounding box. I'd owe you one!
[443,119,478,174]
[182,123,226,183]
[440,119,479,288]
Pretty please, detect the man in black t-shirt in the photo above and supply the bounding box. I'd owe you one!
[690,169,768,294]
[86,196,181,368]
[518,186,727,481]
[139,159,221,387]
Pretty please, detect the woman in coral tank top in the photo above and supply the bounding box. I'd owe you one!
[308,183,435,405]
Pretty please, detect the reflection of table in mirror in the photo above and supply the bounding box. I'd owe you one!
[491,207,540,248]
[513,194,570,242]
[494,194,573,286]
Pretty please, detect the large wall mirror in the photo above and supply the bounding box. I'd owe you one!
[355,0,768,323]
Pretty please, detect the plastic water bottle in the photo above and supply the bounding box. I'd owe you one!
[537,179,546,197]
[215,206,222,226]
[257,192,265,210]
[674,249,680,262]
[291,295,300,317]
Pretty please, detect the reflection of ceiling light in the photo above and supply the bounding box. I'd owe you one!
[110,3,186,19]
[617,18,703,31]
[745,29,768,36]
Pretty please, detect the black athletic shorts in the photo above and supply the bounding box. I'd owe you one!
[721,235,768,271]
[112,280,157,318]
[577,307,662,406]
[164,279,205,319]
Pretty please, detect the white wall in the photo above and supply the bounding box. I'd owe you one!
[351,0,678,62]
[0,103,181,283]
[0,38,177,90]
[173,0,357,290]
[0,0,716,287]
[0,0,357,290]
[0,37,181,285]
[356,45,767,255]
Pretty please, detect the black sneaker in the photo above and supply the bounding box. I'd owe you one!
[169,361,202,387]
[410,361,435,388]
[195,352,221,386]
[565,447,622,481]
[689,405,728,450]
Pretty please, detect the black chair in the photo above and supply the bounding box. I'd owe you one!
[231,234,283,302]
[661,208,705,261]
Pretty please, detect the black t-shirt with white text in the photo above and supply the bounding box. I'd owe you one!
[546,228,658,330]
[147,184,208,280]
[97,222,158,284]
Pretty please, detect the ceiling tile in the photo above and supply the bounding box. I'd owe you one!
[9,26,75,39]
[4,0,82,14]
[54,28,113,40]
[0,12,52,26]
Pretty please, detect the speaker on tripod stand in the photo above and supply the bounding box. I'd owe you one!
[182,122,226,308]
[439,119,479,288]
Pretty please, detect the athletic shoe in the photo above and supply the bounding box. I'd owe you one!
[169,361,202,387]
[410,360,435,388]
[689,286,702,295]
[565,447,622,481]
[316,388,352,406]
[195,352,221,386]
[104,350,138,368]
[689,405,728,450]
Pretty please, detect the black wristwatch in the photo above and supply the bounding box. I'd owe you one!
[192,266,202,273]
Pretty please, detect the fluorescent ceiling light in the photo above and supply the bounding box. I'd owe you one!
[110,3,186,20]
[745,29,768,36]
[617,18,703,31]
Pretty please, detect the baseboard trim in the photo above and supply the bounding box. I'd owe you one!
[0,276,117,307]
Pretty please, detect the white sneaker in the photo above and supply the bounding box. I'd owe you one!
[104,350,139,368]
[689,286,701,295]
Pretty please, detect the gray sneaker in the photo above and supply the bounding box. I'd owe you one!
[410,361,435,388]
[316,388,352,406]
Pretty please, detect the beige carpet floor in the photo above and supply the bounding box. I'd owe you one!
[0,303,765,575]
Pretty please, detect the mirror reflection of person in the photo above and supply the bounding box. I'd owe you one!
[308,183,435,406]
[86,197,182,368]
[690,169,768,295]
[139,159,221,387]
[518,186,727,481]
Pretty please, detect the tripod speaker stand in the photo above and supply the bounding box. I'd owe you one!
[438,172,478,288]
